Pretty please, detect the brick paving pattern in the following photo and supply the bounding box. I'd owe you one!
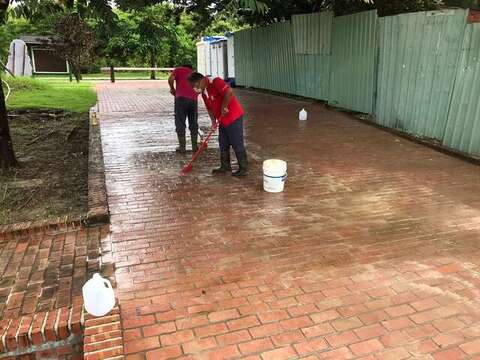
[96,81,480,360]
[0,224,111,357]
[0,224,107,318]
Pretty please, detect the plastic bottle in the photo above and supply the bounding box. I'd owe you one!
[82,273,115,317]
[299,108,308,121]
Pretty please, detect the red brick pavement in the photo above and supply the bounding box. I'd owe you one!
[0,223,113,357]
[96,81,480,359]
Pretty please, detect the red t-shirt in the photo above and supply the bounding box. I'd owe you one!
[172,67,198,101]
[202,77,244,127]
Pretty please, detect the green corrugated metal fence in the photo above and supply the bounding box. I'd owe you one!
[292,12,333,55]
[292,12,333,100]
[233,9,480,157]
[233,30,252,87]
[251,22,296,94]
[294,54,331,100]
[329,10,378,113]
[443,22,480,156]
[375,9,467,140]
[235,10,378,109]
[234,22,296,94]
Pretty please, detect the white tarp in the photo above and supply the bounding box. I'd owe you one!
[6,39,33,76]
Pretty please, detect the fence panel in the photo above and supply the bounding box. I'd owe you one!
[236,22,296,94]
[443,23,480,156]
[294,54,331,100]
[233,30,253,87]
[329,10,378,114]
[375,9,467,140]
[292,12,333,55]
[292,12,332,100]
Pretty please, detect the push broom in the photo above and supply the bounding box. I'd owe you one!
[181,120,219,175]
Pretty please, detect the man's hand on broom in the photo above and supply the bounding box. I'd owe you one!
[208,111,218,128]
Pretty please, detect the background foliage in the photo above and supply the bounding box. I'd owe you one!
[1,0,479,71]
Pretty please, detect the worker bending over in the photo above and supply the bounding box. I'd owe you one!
[188,72,248,177]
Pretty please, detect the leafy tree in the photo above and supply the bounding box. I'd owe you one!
[52,13,96,81]
[445,0,479,9]
[374,0,438,16]
[20,0,114,21]
[153,0,264,34]
[12,0,63,22]
[132,4,175,78]
[95,10,139,66]
[333,0,375,15]
[0,17,40,61]
[171,11,197,66]
[203,9,249,35]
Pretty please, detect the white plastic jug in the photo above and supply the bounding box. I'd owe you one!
[82,273,115,317]
[263,160,288,193]
[299,108,308,121]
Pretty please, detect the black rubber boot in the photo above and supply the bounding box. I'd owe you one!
[212,152,232,174]
[232,151,248,177]
[191,133,198,153]
[176,134,186,154]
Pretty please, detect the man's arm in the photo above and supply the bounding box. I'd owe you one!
[208,111,217,126]
[168,73,175,96]
[202,95,217,126]
[221,88,234,116]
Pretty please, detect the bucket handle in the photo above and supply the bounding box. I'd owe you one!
[264,173,288,181]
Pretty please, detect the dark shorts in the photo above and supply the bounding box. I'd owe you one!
[175,97,198,136]
[219,116,245,154]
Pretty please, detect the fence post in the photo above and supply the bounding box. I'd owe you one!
[110,66,115,83]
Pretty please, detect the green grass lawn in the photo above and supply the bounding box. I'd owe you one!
[4,77,97,113]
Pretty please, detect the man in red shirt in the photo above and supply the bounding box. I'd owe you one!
[168,65,199,153]
[188,72,248,177]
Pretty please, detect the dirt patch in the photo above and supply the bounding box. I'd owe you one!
[0,110,88,225]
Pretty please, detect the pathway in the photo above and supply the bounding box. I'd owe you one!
[96,80,480,360]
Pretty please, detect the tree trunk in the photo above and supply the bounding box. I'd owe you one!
[0,78,18,170]
[170,37,178,68]
[72,65,82,82]
[150,51,156,80]
[0,0,10,22]
[110,64,115,83]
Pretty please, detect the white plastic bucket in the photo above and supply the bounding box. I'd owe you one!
[263,159,287,193]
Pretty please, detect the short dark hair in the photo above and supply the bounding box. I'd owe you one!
[181,64,193,70]
[188,72,205,84]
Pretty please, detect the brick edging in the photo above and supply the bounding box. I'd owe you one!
[0,219,84,236]
[0,305,84,356]
[86,106,110,226]
[83,307,125,360]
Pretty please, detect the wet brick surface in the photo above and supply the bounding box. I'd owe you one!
[96,81,480,359]
[0,224,108,320]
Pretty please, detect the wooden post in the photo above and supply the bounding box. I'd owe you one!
[150,53,156,80]
[110,65,115,83]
